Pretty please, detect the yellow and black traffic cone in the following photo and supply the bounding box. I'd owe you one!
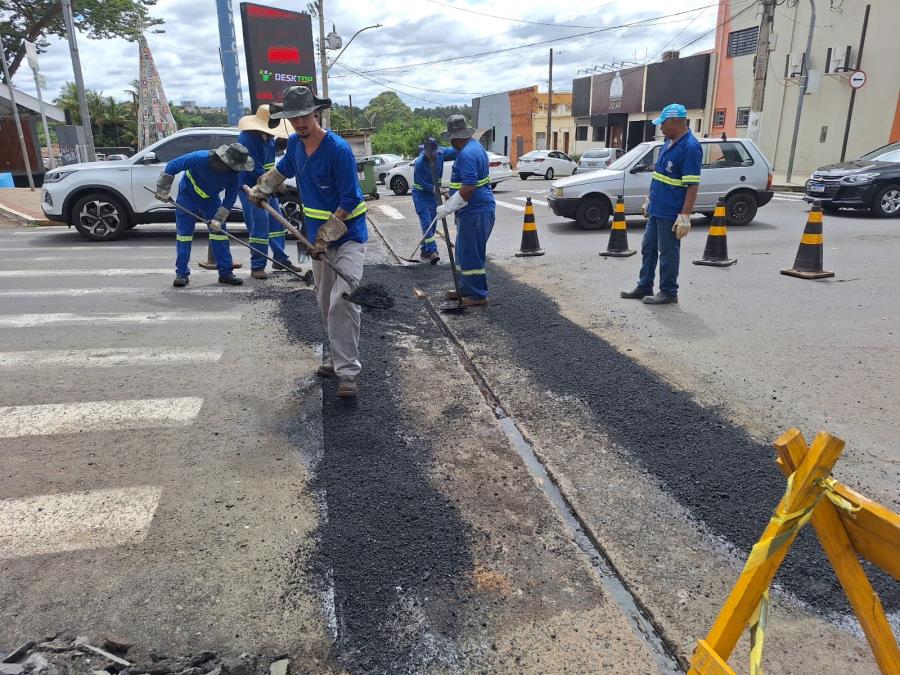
[693,197,736,267]
[781,200,834,279]
[599,195,636,257]
[515,197,544,257]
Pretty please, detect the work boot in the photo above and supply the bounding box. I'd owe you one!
[273,259,303,273]
[173,276,189,287]
[336,376,358,398]
[461,296,488,307]
[316,362,335,378]
[251,269,269,280]
[642,292,678,305]
[444,289,461,301]
[620,287,651,300]
[201,261,242,270]
[421,250,440,264]
[218,275,243,286]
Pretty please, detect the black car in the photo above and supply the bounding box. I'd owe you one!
[805,142,900,217]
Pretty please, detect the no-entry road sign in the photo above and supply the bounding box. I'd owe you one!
[849,70,867,89]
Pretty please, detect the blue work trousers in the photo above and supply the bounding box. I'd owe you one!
[238,192,289,270]
[454,209,494,299]
[175,204,233,277]
[412,193,439,255]
[637,215,680,297]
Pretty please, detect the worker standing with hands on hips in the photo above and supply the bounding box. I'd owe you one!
[435,115,495,306]
[621,103,701,305]
[412,139,457,263]
[237,105,306,280]
[249,86,367,399]
[154,143,253,287]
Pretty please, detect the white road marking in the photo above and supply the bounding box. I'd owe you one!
[0,268,172,277]
[2,246,171,252]
[494,200,525,213]
[377,204,405,220]
[773,194,806,201]
[0,397,204,438]
[0,311,242,327]
[0,347,222,368]
[520,189,550,194]
[0,486,162,560]
[22,255,170,262]
[0,287,253,298]
[513,196,549,206]
[10,228,65,234]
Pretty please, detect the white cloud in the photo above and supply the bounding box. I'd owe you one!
[10,0,724,110]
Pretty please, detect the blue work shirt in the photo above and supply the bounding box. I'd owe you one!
[412,146,458,199]
[237,130,275,189]
[165,150,240,210]
[449,139,495,216]
[648,130,702,220]
[276,131,367,247]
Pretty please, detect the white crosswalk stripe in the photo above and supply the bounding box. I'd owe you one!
[0,268,172,277]
[0,311,242,327]
[513,196,549,206]
[0,486,163,560]
[377,204,405,220]
[494,200,526,212]
[0,397,204,438]
[2,246,171,252]
[0,287,252,298]
[0,348,222,368]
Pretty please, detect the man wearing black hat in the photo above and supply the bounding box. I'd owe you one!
[249,86,368,398]
[154,143,253,287]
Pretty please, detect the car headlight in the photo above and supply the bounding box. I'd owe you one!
[43,170,76,183]
[841,172,878,185]
[552,187,564,198]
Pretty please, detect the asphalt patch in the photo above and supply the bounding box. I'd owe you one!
[274,273,473,673]
[346,282,395,310]
[409,262,899,617]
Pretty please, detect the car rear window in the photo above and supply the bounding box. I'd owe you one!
[583,149,610,158]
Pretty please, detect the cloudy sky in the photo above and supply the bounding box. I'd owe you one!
[11,0,741,110]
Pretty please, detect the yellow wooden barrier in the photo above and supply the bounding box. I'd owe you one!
[689,429,900,675]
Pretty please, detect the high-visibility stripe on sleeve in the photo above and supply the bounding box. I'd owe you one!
[349,201,368,219]
[681,174,701,184]
[448,177,490,189]
[651,172,684,187]
[185,170,211,199]
[264,162,275,169]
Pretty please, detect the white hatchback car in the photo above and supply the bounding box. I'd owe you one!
[577,147,624,172]
[516,150,577,180]
[385,152,514,196]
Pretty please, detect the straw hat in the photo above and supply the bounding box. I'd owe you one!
[238,105,292,140]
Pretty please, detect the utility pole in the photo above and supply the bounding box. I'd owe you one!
[840,4,870,161]
[25,40,55,170]
[61,0,96,162]
[317,0,330,129]
[748,0,776,145]
[0,33,35,190]
[785,0,815,183]
[546,48,553,151]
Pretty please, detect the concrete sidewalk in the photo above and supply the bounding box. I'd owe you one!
[0,188,53,226]
[771,172,808,193]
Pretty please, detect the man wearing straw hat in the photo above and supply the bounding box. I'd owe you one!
[249,86,368,398]
[237,105,306,280]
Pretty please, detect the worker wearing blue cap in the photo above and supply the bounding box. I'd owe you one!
[621,103,701,304]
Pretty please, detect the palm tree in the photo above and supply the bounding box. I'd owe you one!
[86,90,108,143]
[54,82,81,124]
[105,98,131,146]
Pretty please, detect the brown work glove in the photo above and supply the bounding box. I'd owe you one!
[309,232,329,260]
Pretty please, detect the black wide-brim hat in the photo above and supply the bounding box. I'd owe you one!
[212,143,254,172]
[268,86,332,127]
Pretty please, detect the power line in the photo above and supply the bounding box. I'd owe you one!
[421,0,621,30]
[672,0,756,52]
[332,62,446,106]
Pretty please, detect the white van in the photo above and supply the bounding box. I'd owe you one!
[547,138,774,229]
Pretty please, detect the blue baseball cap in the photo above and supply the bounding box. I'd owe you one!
[652,103,688,126]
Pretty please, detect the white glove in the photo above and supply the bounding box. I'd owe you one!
[641,197,649,218]
[436,190,466,219]
[673,213,691,240]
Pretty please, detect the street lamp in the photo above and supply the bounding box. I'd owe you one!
[327,24,382,73]
[321,23,382,128]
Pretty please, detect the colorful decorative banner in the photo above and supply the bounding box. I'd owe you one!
[137,37,177,150]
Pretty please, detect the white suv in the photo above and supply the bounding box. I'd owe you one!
[41,127,252,241]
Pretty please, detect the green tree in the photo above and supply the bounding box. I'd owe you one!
[54,82,81,123]
[363,91,412,131]
[106,98,130,145]
[372,117,445,156]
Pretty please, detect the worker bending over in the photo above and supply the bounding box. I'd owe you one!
[237,105,305,280]
[250,86,367,398]
[155,143,253,287]
[412,139,457,263]
[436,115,495,306]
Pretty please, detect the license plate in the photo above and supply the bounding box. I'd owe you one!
[808,182,825,193]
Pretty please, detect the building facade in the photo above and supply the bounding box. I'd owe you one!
[532,93,575,155]
[710,0,900,174]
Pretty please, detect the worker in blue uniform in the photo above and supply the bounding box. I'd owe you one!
[236,105,305,280]
[249,86,367,398]
[435,115,495,306]
[154,143,253,287]
[411,139,457,263]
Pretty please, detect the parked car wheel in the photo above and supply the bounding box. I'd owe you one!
[519,173,530,180]
[71,192,130,241]
[575,196,610,230]
[544,168,555,180]
[378,173,387,185]
[390,175,409,196]
[724,192,757,226]
[871,184,900,217]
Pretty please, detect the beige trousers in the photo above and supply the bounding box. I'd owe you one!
[312,240,366,379]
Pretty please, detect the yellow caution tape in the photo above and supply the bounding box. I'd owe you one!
[749,589,769,675]
[816,477,861,516]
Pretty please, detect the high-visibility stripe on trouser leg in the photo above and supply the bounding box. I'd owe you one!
[209,223,234,276]
[455,210,494,299]
[413,195,439,254]
[239,191,272,270]
[174,210,198,277]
